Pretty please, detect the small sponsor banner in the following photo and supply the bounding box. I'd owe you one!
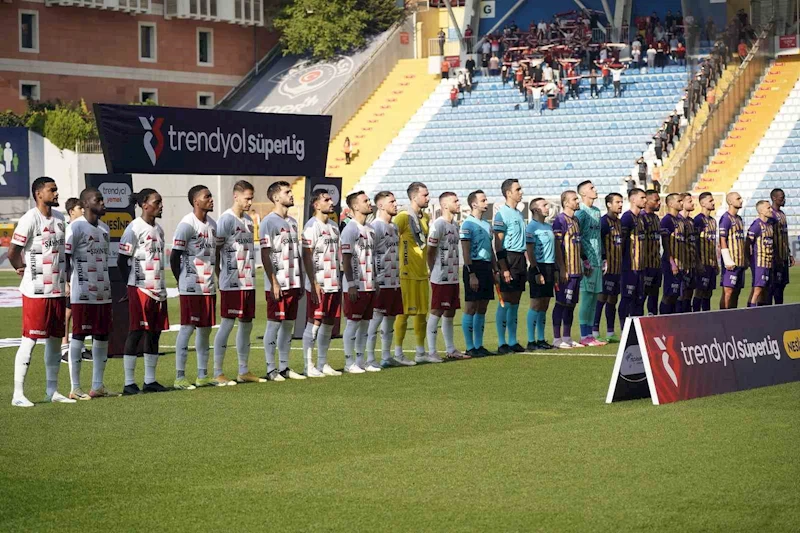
[607,305,800,405]
[779,35,798,49]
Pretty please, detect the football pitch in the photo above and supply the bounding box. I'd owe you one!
[1,269,799,532]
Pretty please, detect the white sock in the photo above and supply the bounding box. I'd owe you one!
[426,315,441,355]
[44,337,61,396]
[356,320,369,365]
[302,322,319,373]
[176,325,194,379]
[317,323,333,368]
[263,320,281,373]
[13,337,35,399]
[381,316,396,361]
[592,329,600,338]
[196,327,211,379]
[366,312,384,363]
[124,355,137,385]
[92,340,109,391]
[144,353,158,384]
[236,320,253,375]
[442,316,456,353]
[394,345,404,358]
[343,319,359,366]
[68,338,84,390]
[214,318,235,377]
[277,320,293,371]
[553,337,562,346]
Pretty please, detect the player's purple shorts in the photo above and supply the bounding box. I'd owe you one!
[695,266,717,291]
[555,276,581,305]
[680,270,695,292]
[662,267,684,297]
[720,267,745,289]
[644,268,662,292]
[752,265,771,288]
[621,270,645,301]
[602,273,621,296]
[772,264,790,288]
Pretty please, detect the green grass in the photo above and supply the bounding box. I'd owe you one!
[1,269,799,532]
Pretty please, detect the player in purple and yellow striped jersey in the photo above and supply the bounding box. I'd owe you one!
[747,200,775,307]
[768,188,794,304]
[659,193,687,314]
[719,192,748,309]
[642,190,662,316]
[692,192,719,312]
[552,191,586,349]
[677,193,698,312]
[619,188,647,322]
[592,193,623,342]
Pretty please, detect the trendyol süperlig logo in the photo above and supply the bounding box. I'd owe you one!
[139,116,165,166]
[653,335,679,387]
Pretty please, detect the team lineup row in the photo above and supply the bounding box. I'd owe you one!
[7,176,793,407]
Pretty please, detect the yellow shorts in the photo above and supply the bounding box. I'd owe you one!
[400,278,429,315]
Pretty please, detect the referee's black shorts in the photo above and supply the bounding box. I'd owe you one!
[463,260,494,302]
[499,251,527,293]
[529,263,556,299]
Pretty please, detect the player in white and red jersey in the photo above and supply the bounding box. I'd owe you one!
[8,176,74,407]
[341,190,380,374]
[118,188,170,396]
[170,185,219,390]
[260,181,306,381]
[64,188,117,400]
[367,191,405,369]
[212,180,265,385]
[301,189,343,378]
[426,192,468,362]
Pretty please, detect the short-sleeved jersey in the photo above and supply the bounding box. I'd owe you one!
[620,210,647,272]
[259,212,302,292]
[770,207,790,263]
[371,219,400,289]
[679,214,698,269]
[340,219,376,292]
[12,208,67,299]
[719,211,746,267]
[493,204,526,253]
[216,209,256,291]
[693,213,718,268]
[119,217,167,301]
[660,214,687,270]
[460,215,493,262]
[428,217,460,285]
[748,218,774,269]
[601,215,623,275]
[525,219,555,264]
[65,217,111,304]
[643,211,661,269]
[172,213,217,296]
[394,210,430,280]
[553,212,583,277]
[302,217,341,294]
[575,204,602,267]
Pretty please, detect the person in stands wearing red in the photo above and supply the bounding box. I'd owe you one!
[450,85,459,108]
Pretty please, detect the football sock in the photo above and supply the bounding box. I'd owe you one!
[317,323,334,367]
[367,312,383,363]
[462,313,475,351]
[91,340,109,391]
[495,303,507,345]
[343,319,359,366]
[393,314,409,356]
[175,325,194,379]
[263,320,281,373]
[44,337,61,397]
[618,298,631,323]
[702,298,711,311]
[123,355,137,386]
[442,316,455,353]
[506,304,519,346]
[692,298,702,313]
[143,353,158,385]
[68,338,84,390]
[381,316,396,361]
[13,337,35,399]
[593,300,604,332]
[356,320,369,364]
[196,327,211,379]
[606,302,616,334]
[526,309,537,344]
[772,286,785,305]
[277,320,293,372]
[302,322,319,372]
[426,314,441,355]
[413,314,426,353]
[236,320,253,375]
[562,306,575,342]
[213,318,235,377]
[578,293,596,333]
[536,310,547,342]
[473,313,486,348]
[647,293,659,315]
[552,304,563,339]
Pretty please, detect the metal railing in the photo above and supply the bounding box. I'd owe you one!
[428,37,467,57]
[75,139,103,153]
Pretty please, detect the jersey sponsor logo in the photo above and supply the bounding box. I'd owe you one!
[12,232,27,244]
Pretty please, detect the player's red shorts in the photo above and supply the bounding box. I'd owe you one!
[71,303,112,337]
[431,283,461,311]
[128,286,169,332]
[179,295,217,327]
[373,287,404,316]
[220,290,256,321]
[344,291,376,320]
[265,287,302,321]
[306,290,341,321]
[22,296,66,339]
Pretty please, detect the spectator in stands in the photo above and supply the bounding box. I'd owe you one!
[566,64,579,99]
[438,29,446,56]
[449,85,459,107]
[514,66,524,88]
[464,25,473,54]
[529,84,544,114]
[481,54,489,77]
[542,61,553,84]
[665,10,675,32]
[537,19,548,41]
[441,58,450,79]
[343,137,352,165]
[501,64,509,85]
[738,40,748,62]
[489,55,500,76]
[636,157,648,187]
[705,16,717,42]
[632,45,642,69]
[654,23,666,43]
[655,40,667,71]
[646,43,656,69]
[481,39,491,57]
[609,63,627,97]
[588,68,599,98]
[491,35,500,57]
[465,55,476,78]
[676,41,686,66]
